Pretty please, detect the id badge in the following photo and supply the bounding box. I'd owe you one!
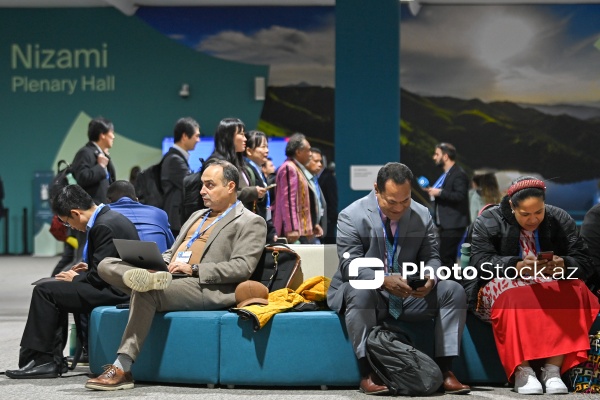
[175,251,192,263]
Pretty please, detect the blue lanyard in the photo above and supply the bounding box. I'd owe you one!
[433,172,447,189]
[246,158,270,208]
[378,205,400,273]
[186,201,239,250]
[83,203,106,263]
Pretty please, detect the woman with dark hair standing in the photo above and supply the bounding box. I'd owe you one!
[470,176,599,395]
[244,130,277,242]
[205,118,266,205]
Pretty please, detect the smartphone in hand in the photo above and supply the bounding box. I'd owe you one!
[408,277,428,290]
[265,183,277,190]
[537,251,554,261]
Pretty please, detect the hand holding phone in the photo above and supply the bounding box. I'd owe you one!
[408,277,428,290]
[537,251,554,261]
[265,183,277,190]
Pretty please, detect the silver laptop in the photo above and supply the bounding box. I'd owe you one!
[113,239,187,278]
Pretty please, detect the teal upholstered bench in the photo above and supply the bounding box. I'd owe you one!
[89,307,224,386]
[219,310,360,388]
[87,245,545,387]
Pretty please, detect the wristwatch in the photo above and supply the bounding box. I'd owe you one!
[191,264,199,277]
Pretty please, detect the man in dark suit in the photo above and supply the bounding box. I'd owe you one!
[71,117,116,205]
[327,162,469,395]
[161,117,200,237]
[5,185,139,379]
[425,143,470,269]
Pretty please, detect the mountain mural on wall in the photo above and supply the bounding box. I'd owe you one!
[257,86,600,186]
[258,86,335,162]
[400,88,600,185]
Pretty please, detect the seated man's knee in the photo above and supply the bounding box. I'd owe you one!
[344,286,380,308]
[436,280,467,305]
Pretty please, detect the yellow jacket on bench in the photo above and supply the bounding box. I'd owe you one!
[231,276,331,330]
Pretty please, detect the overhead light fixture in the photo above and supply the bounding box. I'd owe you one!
[254,77,266,101]
[179,83,190,98]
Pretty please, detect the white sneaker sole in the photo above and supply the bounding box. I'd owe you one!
[123,269,172,292]
[516,387,543,395]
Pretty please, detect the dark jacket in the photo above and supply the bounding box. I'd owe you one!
[435,164,470,229]
[467,199,594,311]
[72,206,139,300]
[244,162,277,242]
[71,141,116,204]
[160,147,189,232]
[580,203,600,291]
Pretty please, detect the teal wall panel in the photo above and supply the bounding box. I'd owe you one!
[0,8,267,253]
[335,0,400,208]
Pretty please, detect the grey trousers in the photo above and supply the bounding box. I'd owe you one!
[98,257,222,361]
[329,280,467,359]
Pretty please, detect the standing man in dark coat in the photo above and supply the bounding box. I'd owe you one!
[161,117,200,237]
[425,143,470,268]
[71,117,116,205]
[5,185,139,379]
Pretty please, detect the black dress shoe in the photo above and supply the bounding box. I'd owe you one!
[5,360,65,379]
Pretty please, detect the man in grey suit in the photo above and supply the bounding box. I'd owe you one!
[327,162,469,395]
[85,160,267,391]
[161,117,201,237]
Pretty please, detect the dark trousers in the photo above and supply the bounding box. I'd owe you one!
[19,279,126,367]
[438,227,466,268]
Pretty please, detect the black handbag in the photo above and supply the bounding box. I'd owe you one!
[250,243,303,291]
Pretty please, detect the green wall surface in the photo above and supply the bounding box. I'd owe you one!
[0,8,268,254]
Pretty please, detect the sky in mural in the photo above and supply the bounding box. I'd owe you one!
[400,5,600,106]
[136,6,335,87]
[137,5,600,106]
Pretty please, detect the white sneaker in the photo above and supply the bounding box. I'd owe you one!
[541,367,568,394]
[123,269,172,292]
[514,366,543,395]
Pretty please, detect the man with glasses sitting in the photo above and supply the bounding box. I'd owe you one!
[5,184,139,379]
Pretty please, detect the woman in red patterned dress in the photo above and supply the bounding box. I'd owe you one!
[470,176,599,395]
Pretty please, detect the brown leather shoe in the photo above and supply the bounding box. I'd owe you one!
[443,371,471,394]
[85,365,134,391]
[359,372,389,395]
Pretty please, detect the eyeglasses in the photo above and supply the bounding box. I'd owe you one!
[57,215,71,228]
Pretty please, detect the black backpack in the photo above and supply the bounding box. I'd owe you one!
[135,150,186,208]
[49,160,76,204]
[181,157,210,224]
[366,324,443,396]
[135,160,165,208]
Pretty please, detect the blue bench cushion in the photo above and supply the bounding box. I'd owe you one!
[89,306,225,384]
[219,310,361,386]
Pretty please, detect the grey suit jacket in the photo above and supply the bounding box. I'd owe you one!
[328,191,440,311]
[164,202,267,306]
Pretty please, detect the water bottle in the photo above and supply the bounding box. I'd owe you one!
[69,323,77,356]
[66,172,77,185]
[460,243,471,268]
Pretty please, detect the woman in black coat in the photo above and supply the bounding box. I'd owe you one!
[470,176,599,395]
